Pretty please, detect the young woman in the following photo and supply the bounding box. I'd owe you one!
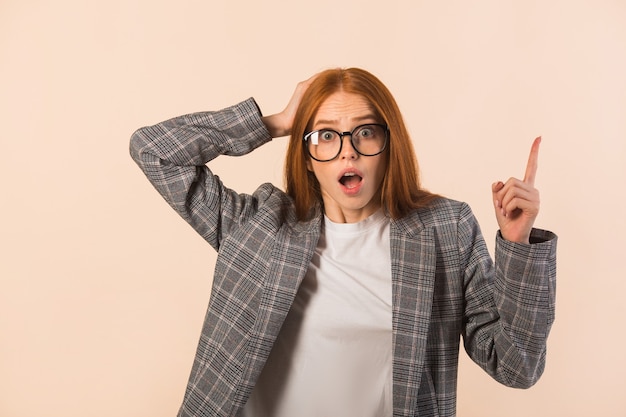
[130,68,557,417]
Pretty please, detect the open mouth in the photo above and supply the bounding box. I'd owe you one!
[339,172,363,189]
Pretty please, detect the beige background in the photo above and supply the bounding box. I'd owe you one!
[1,1,625,416]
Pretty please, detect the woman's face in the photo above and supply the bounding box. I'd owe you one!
[306,91,388,223]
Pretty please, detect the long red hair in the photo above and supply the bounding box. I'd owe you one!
[285,68,439,221]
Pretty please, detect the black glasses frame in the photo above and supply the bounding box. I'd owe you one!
[303,123,389,162]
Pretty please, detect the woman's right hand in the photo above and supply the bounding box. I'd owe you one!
[262,73,317,138]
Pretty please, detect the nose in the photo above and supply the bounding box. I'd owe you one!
[339,134,358,159]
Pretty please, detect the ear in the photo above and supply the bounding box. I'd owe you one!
[306,158,313,172]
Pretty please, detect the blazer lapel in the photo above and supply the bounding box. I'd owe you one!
[390,217,436,417]
[232,214,322,410]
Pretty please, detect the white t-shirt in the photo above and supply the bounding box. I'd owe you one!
[243,210,393,417]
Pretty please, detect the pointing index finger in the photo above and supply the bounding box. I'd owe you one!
[524,136,541,185]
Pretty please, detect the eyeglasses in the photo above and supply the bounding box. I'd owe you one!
[303,123,389,162]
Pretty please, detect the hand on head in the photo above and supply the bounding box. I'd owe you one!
[262,73,318,138]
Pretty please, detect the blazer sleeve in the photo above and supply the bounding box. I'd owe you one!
[460,202,557,388]
[129,98,273,250]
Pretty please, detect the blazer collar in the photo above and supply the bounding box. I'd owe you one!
[390,213,436,416]
[235,214,321,409]
[238,209,436,415]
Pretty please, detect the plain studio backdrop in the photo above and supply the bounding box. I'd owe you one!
[1,1,625,416]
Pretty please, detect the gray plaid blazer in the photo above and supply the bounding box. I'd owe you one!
[130,99,557,417]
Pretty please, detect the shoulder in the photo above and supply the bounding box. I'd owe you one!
[391,196,480,240]
[251,182,294,219]
[411,196,472,226]
[250,183,320,234]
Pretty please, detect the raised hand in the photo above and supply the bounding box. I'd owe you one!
[492,137,542,243]
[261,74,318,138]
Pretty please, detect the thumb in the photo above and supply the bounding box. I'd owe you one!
[492,181,505,216]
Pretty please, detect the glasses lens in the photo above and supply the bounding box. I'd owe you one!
[306,129,340,161]
[352,124,387,156]
[304,124,388,161]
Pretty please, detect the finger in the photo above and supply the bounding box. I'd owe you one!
[283,75,319,121]
[495,178,539,216]
[492,181,505,193]
[295,72,321,95]
[502,195,540,219]
[523,136,541,185]
[497,178,536,199]
[501,188,537,211]
[492,181,505,208]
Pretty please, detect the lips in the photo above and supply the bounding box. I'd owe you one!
[338,168,363,192]
[339,172,362,188]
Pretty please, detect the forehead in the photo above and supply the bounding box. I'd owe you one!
[313,92,375,126]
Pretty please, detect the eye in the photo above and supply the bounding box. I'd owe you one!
[320,130,336,141]
[356,125,375,138]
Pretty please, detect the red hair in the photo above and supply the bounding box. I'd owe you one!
[285,68,439,221]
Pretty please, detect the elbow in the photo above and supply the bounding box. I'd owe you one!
[511,374,541,390]
[502,352,547,389]
[129,128,147,164]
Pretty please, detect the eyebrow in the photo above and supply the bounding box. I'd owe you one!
[313,114,379,128]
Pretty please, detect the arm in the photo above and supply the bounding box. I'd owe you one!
[129,76,318,249]
[129,98,272,249]
[460,206,557,388]
[462,137,557,386]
